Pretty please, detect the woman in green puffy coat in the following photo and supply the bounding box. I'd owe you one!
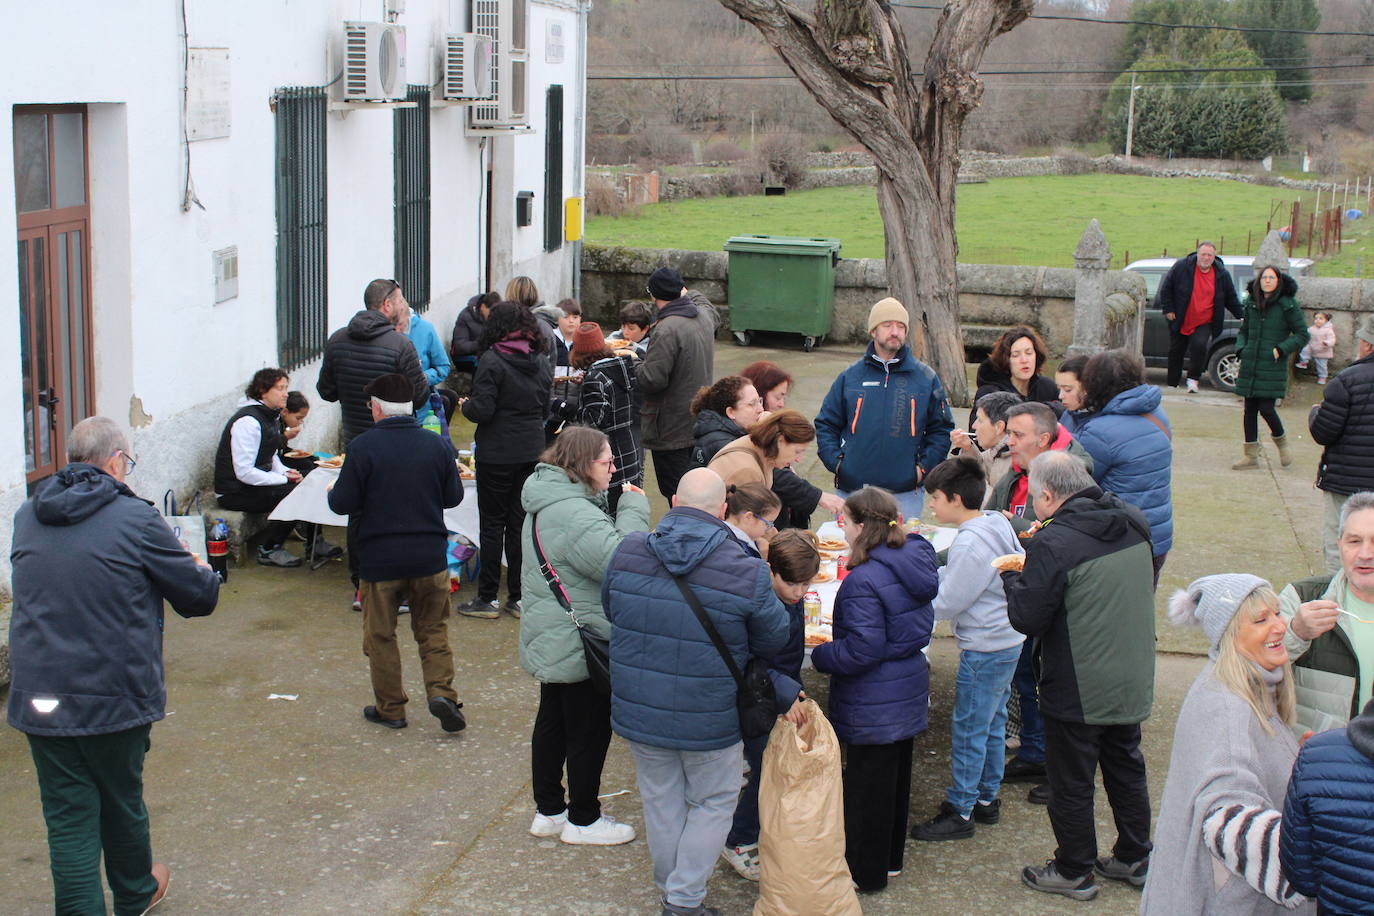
[518,425,650,847]
[1232,266,1309,470]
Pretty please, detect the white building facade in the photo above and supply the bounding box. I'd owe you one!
[1,0,588,589]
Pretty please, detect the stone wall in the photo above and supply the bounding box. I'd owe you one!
[580,244,1147,356]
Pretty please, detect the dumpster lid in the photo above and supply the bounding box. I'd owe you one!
[724,235,842,256]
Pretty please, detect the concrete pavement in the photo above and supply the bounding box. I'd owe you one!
[0,336,1335,914]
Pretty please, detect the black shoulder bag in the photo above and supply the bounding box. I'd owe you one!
[670,575,777,739]
[531,515,612,695]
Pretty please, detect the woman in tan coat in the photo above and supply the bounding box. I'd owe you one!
[708,409,816,489]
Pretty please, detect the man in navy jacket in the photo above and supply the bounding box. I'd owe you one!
[1282,696,1374,914]
[328,373,465,733]
[8,416,220,915]
[815,297,954,520]
[603,468,789,916]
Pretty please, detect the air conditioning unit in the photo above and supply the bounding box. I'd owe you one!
[467,0,530,130]
[338,21,407,102]
[441,33,494,102]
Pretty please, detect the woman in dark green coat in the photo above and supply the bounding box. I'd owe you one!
[1232,266,1309,470]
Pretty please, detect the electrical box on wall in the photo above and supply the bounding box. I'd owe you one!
[213,246,239,303]
[516,191,534,227]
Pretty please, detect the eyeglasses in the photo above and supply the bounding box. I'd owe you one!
[738,397,764,409]
[112,449,137,474]
[749,512,776,531]
[593,457,615,467]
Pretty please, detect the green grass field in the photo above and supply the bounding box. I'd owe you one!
[586,174,1322,269]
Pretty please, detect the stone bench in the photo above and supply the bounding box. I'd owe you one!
[201,494,270,567]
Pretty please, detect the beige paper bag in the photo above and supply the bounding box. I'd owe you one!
[753,700,862,916]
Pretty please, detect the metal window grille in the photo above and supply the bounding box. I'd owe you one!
[273,87,328,370]
[544,84,564,253]
[394,85,431,312]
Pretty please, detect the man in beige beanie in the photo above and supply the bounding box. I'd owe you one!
[814,297,955,519]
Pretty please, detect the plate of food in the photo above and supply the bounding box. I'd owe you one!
[606,337,633,349]
[284,449,313,459]
[990,553,1025,572]
[456,461,476,480]
[804,625,832,648]
[811,570,835,584]
[816,536,848,552]
[315,455,344,469]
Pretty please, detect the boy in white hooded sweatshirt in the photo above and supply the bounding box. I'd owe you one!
[911,456,1026,841]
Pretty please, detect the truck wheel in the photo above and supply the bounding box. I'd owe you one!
[733,330,753,347]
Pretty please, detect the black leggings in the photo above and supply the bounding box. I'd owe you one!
[1243,397,1284,442]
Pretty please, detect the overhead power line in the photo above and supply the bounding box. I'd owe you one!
[887,1,1374,37]
[589,61,1374,80]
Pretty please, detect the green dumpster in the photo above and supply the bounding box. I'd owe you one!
[724,235,841,352]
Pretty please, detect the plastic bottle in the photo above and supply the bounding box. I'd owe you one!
[803,591,822,627]
[207,518,230,583]
[422,410,442,436]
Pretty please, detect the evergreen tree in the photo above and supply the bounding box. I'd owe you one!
[1232,0,1320,101]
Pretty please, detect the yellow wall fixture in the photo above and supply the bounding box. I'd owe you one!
[564,197,583,242]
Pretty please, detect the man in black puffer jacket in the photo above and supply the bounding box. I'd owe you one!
[1156,243,1242,391]
[1310,315,1374,571]
[317,278,429,447]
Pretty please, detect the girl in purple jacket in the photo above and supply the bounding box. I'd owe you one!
[812,487,937,893]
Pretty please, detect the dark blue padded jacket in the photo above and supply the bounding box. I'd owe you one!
[1281,699,1374,915]
[811,534,937,745]
[1061,384,1174,555]
[603,507,789,751]
[7,464,220,736]
[815,343,954,494]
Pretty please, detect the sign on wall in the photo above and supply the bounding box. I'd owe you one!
[188,48,231,141]
[546,21,564,64]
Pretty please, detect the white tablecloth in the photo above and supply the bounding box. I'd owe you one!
[268,467,480,544]
[803,522,957,668]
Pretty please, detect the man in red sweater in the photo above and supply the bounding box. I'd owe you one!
[1158,242,1241,392]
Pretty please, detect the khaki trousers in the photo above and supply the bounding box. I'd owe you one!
[360,571,457,720]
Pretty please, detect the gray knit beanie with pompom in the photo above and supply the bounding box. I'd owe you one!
[1168,573,1271,654]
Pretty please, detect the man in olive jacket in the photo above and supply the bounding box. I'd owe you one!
[637,267,719,499]
[8,417,220,915]
[1002,451,1156,902]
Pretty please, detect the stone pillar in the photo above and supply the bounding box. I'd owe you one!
[1068,219,1111,358]
[1251,229,1291,274]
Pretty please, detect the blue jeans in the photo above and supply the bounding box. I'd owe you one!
[947,645,1022,816]
[1012,639,1044,764]
[725,733,768,848]
[836,487,925,521]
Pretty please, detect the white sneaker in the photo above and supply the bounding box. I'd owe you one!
[560,814,636,846]
[720,844,760,881]
[529,810,567,837]
[1185,378,1200,393]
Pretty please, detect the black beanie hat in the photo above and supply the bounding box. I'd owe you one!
[363,373,416,404]
[647,267,685,301]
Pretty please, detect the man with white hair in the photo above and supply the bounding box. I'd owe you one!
[1002,450,1157,902]
[328,374,466,732]
[8,416,220,914]
[1281,490,1374,734]
[602,467,789,916]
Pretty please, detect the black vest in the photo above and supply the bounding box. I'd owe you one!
[214,403,285,496]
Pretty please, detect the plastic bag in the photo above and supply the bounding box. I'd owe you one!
[754,700,862,916]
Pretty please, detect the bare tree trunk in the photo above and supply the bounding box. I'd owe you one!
[716,0,1032,406]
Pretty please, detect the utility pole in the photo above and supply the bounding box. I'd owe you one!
[1125,73,1138,160]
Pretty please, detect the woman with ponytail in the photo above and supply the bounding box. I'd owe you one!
[811,486,938,893]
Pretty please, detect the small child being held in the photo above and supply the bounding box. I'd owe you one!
[1297,311,1337,385]
[910,456,1025,842]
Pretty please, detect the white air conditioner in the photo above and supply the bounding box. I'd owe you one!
[442,33,494,102]
[468,0,530,130]
[338,21,407,102]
